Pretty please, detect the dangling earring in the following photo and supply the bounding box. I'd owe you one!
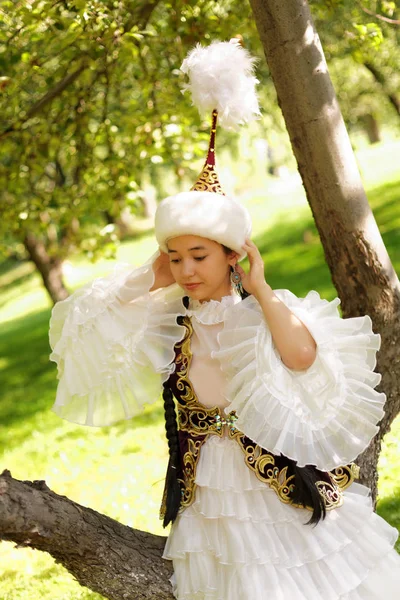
[230,264,243,296]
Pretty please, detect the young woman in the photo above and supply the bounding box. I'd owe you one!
[50,209,400,599]
[49,37,400,600]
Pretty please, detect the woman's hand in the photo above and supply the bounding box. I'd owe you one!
[150,250,176,291]
[235,239,269,299]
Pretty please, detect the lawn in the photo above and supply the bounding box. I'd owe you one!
[0,138,399,599]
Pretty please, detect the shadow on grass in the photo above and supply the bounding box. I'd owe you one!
[0,309,54,417]
[0,259,37,310]
[369,181,400,267]
[0,257,22,277]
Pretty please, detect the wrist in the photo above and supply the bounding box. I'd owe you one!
[253,281,274,303]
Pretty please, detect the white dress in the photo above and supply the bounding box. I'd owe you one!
[48,250,400,599]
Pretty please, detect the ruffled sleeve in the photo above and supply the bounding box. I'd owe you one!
[49,250,186,427]
[214,289,386,471]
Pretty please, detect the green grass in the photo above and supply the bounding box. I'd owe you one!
[1,139,400,598]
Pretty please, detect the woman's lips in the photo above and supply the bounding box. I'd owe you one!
[184,283,201,290]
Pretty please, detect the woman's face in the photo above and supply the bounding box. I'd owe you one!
[166,234,238,302]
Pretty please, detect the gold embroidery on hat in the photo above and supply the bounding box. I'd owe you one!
[190,110,226,196]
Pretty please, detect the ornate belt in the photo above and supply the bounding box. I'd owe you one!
[177,403,242,438]
[175,401,360,515]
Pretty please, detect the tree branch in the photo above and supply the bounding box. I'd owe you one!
[359,4,400,25]
[364,61,400,116]
[124,0,162,34]
[1,0,162,140]
[0,63,88,139]
[0,469,174,600]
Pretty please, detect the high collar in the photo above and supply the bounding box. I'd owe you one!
[186,292,242,325]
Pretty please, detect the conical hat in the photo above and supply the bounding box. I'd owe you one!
[155,38,260,260]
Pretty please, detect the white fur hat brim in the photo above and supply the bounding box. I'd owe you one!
[154,191,252,261]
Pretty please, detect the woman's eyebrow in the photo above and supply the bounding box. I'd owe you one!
[167,246,207,253]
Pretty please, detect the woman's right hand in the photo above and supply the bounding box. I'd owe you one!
[150,250,176,291]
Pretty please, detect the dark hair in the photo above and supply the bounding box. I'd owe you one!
[162,261,326,528]
[162,383,182,527]
[289,462,326,525]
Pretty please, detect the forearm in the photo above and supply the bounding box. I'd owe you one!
[254,283,317,371]
[115,265,156,304]
[116,250,174,304]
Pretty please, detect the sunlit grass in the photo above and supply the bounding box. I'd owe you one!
[1,139,400,598]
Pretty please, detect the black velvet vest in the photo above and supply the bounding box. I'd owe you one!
[159,312,360,522]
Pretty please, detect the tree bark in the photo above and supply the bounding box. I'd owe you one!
[23,232,69,304]
[0,470,174,600]
[249,0,400,504]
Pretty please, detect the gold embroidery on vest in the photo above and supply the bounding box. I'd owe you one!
[172,316,356,515]
[329,464,360,490]
[174,316,224,512]
[238,444,296,505]
[234,436,345,511]
[180,438,204,508]
[159,480,168,521]
[315,481,343,509]
[175,317,197,406]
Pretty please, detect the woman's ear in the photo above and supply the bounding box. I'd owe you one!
[228,251,239,267]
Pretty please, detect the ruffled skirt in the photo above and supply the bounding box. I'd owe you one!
[162,435,400,600]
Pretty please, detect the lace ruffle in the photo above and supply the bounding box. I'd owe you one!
[167,549,400,600]
[164,436,400,600]
[186,293,241,325]
[49,250,187,426]
[192,437,366,523]
[213,291,386,471]
[194,435,269,492]
[166,490,396,567]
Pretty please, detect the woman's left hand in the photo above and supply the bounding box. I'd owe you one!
[235,239,269,298]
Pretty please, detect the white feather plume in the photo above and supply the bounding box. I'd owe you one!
[180,38,261,131]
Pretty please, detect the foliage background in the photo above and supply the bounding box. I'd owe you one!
[1,1,400,598]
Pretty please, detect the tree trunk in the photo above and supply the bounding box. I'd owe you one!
[362,113,382,144]
[249,0,400,504]
[0,470,174,600]
[23,232,69,305]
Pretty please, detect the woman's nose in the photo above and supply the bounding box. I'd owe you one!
[182,260,195,277]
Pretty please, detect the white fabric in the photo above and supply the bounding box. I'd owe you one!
[49,279,400,598]
[49,250,186,426]
[212,290,387,471]
[49,263,386,464]
[187,292,241,410]
[163,435,400,600]
[186,292,242,326]
[162,307,399,599]
[154,191,252,261]
[180,39,260,131]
